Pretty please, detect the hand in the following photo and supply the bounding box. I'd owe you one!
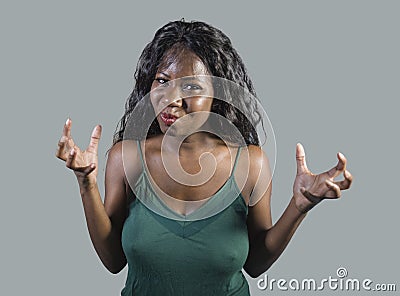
[56,118,102,186]
[293,143,353,213]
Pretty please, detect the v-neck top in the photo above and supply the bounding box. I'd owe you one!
[120,140,250,296]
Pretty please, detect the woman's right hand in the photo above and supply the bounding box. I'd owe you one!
[56,118,102,188]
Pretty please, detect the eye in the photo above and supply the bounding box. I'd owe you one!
[183,84,202,91]
[154,78,169,86]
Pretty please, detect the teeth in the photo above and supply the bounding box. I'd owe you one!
[164,113,175,119]
[161,112,177,125]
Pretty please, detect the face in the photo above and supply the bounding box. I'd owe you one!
[150,49,214,136]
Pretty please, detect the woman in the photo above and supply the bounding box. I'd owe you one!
[56,20,353,295]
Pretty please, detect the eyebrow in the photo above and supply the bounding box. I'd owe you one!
[180,76,210,83]
[158,72,171,78]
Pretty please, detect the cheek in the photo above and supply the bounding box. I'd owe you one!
[190,97,213,112]
[149,91,162,114]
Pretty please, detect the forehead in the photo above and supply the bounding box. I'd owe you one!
[157,48,209,78]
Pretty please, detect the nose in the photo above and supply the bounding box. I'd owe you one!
[161,86,183,108]
[167,97,183,107]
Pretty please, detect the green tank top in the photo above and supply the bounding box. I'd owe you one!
[121,141,250,296]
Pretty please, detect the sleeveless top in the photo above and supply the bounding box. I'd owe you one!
[121,141,250,296]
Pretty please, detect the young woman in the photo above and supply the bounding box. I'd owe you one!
[56,20,352,296]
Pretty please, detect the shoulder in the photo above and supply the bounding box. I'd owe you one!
[106,140,142,183]
[244,144,269,174]
[240,145,272,205]
[107,141,124,161]
[108,136,163,164]
[107,140,138,164]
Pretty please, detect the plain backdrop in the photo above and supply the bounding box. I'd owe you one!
[1,1,399,295]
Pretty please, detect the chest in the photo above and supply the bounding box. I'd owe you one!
[145,151,233,199]
[142,149,252,204]
[122,198,249,275]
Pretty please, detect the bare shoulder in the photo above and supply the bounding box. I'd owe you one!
[230,145,264,205]
[106,140,142,185]
[242,144,268,180]
[237,144,272,207]
[104,139,144,213]
[246,144,265,161]
[107,141,124,165]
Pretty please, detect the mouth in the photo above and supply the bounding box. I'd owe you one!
[160,112,179,126]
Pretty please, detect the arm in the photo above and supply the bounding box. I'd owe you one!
[243,144,353,278]
[80,142,129,274]
[56,119,134,274]
[244,194,306,278]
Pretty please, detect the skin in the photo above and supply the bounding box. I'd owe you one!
[56,49,353,277]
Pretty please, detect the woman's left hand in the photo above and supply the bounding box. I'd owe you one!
[293,143,353,213]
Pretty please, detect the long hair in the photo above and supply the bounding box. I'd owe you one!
[112,20,262,146]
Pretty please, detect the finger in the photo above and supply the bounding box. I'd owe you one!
[300,187,322,204]
[87,125,102,153]
[82,163,96,175]
[344,169,353,185]
[56,118,73,160]
[327,152,347,178]
[56,136,68,160]
[324,179,341,198]
[66,137,76,150]
[296,143,309,175]
[65,148,76,169]
[56,135,74,160]
[65,149,95,175]
[63,118,72,138]
[334,170,353,190]
[58,136,67,147]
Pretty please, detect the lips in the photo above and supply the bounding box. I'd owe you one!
[160,112,179,126]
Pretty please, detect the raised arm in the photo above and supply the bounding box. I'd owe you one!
[56,118,132,274]
[243,144,353,278]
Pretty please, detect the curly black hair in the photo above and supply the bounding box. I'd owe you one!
[112,19,263,146]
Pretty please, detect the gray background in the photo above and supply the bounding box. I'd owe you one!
[1,0,398,295]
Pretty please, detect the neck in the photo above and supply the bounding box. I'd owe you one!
[162,132,219,154]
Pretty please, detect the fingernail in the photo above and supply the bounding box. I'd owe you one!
[338,152,344,158]
[66,118,70,125]
[70,149,74,155]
